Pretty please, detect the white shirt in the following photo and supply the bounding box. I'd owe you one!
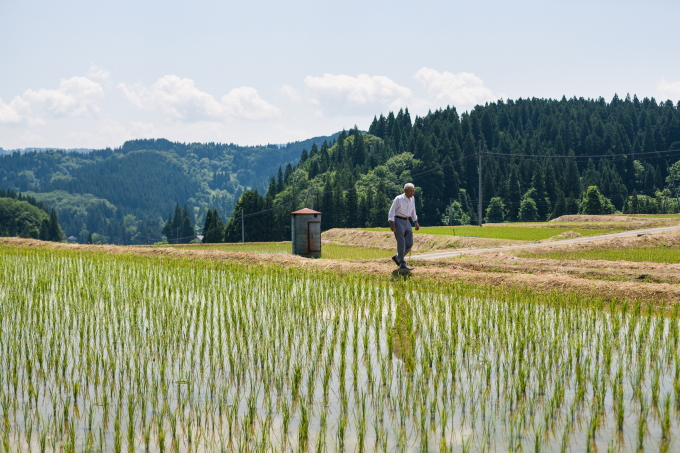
[388,193,418,222]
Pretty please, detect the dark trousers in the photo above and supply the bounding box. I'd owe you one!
[394,218,413,265]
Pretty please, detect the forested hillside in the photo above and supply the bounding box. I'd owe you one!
[0,133,340,244]
[0,190,64,241]
[221,95,680,242]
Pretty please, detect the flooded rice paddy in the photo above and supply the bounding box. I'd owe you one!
[0,246,679,452]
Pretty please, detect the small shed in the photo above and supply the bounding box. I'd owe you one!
[290,208,322,258]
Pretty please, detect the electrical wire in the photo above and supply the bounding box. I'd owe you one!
[179,145,680,240]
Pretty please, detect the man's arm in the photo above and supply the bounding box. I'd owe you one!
[411,198,420,231]
[388,197,397,232]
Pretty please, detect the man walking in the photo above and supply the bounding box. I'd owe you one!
[388,183,420,270]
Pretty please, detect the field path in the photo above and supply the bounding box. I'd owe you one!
[414,224,680,260]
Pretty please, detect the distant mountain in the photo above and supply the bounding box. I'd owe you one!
[0,132,342,244]
[0,147,95,155]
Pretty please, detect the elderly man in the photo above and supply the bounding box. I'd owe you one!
[388,183,420,270]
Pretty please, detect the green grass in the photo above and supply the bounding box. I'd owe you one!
[363,225,619,241]
[519,245,680,263]
[173,242,394,259]
[625,213,680,218]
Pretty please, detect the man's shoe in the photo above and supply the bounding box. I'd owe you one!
[392,255,400,266]
[399,264,410,271]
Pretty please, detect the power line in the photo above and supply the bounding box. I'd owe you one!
[485,148,680,160]
[175,145,680,238]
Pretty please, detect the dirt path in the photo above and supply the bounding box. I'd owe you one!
[414,224,680,260]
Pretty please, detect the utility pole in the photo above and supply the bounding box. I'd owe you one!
[241,210,245,243]
[478,140,483,227]
[449,198,454,226]
[306,187,313,209]
[176,227,179,244]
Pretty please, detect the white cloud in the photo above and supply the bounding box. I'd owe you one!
[0,96,32,124]
[88,65,112,88]
[119,75,279,121]
[413,67,499,111]
[23,76,104,117]
[222,87,281,120]
[271,123,309,143]
[280,84,301,102]
[304,73,417,116]
[658,79,680,101]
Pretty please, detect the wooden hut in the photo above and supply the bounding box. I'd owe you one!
[290,208,321,258]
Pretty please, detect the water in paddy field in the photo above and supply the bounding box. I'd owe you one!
[0,249,679,452]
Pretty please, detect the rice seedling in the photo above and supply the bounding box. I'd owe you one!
[0,244,678,451]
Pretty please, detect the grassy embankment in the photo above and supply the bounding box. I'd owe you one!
[520,245,680,264]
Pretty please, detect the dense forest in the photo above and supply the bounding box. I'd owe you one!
[217,95,680,242]
[0,189,64,241]
[3,95,680,244]
[0,133,339,243]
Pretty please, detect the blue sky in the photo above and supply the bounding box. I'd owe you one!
[1,0,679,149]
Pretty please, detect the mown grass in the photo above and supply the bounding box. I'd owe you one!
[363,225,618,241]
[173,242,394,259]
[519,245,680,263]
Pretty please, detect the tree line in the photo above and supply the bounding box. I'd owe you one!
[203,95,680,242]
[0,189,64,241]
[0,134,339,244]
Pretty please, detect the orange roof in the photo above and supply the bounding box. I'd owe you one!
[291,208,321,215]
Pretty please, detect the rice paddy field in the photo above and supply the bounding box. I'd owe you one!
[519,246,680,264]
[2,244,680,452]
[168,243,395,260]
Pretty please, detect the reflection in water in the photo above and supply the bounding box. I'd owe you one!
[391,279,416,374]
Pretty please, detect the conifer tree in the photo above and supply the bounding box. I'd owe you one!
[550,190,567,220]
[564,153,581,197]
[180,205,194,242]
[202,209,224,243]
[202,209,213,241]
[47,209,64,242]
[322,180,334,229]
[565,192,580,215]
[276,167,285,193]
[39,219,49,241]
[344,186,358,228]
[223,190,265,242]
